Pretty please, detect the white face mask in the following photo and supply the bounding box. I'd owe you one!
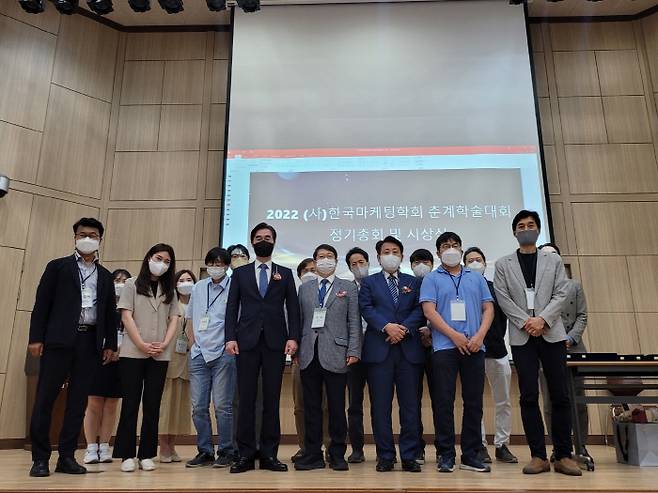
[114,283,125,298]
[467,261,486,275]
[315,258,337,276]
[301,271,318,284]
[177,281,194,295]
[380,254,402,273]
[76,237,99,255]
[207,266,226,280]
[351,265,370,280]
[149,259,169,277]
[412,263,432,278]
[441,248,462,268]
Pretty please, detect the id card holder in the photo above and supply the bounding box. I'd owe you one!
[312,308,327,329]
[450,299,466,322]
[175,334,188,354]
[117,332,124,349]
[525,288,535,310]
[81,286,94,308]
[199,315,210,332]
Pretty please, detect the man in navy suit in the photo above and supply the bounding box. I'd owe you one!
[225,223,300,473]
[359,236,425,472]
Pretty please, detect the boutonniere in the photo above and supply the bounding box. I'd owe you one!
[272,267,282,281]
[336,290,348,298]
[401,286,413,294]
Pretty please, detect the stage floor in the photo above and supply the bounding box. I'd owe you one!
[0,445,655,492]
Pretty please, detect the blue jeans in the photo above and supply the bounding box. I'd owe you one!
[189,352,237,456]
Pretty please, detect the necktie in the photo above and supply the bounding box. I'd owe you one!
[388,275,399,305]
[258,264,268,298]
[318,279,329,307]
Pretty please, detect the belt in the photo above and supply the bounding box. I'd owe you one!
[78,324,97,332]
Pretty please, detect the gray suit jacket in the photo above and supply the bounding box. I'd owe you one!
[494,250,569,346]
[298,277,362,373]
[562,279,588,352]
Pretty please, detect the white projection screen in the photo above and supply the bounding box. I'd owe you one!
[222,0,551,277]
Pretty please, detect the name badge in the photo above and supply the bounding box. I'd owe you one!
[175,334,188,354]
[199,315,210,332]
[525,288,535,310]
[117,332,123,348]
[450,299,466,322]
[81,286,94,308]
[312,308,327,329]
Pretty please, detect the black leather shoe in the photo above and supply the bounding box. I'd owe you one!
[291,448,305,463]
[294,455,325,471]
[376,459,395,472]
[348,449,365,463]
[402,460,422,472]
[259,457,288,472]
[329,457,349,471]
[230,457,255,473]
[55,457,87,474]
[29,460,50,477]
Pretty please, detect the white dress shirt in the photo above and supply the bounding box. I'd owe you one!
[254,259,273,291]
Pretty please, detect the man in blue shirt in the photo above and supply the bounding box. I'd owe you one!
[185,247,236,468]
[420,232,494,474]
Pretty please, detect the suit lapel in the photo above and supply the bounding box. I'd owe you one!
[324,278,340,309]
[264,263,279,299]
[508,255,526,288]
[69,255,82,294]
[377,271,398,307]
[149,282,162,311]
[535,251,548,290]
[246,261,260,297]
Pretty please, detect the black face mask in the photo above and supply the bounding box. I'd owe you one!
[253,240,274,258]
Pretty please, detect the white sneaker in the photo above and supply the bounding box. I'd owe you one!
[121,458,136,472]
[99,443,113,463]
[83,444,99,464]
[171,452,182,463]
[159,455,172,463]
[139,458,156,471]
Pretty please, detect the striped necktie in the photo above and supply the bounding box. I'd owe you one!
[387,275,399,305]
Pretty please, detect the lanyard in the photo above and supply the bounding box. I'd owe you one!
[318,279,334,308]
[78,263,97,288]
[207,281,226,313]
[448,267,463,299]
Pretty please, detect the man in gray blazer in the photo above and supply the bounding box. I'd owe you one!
[494,210,581,477]
[539,243,591,461]
[295,244,362,471]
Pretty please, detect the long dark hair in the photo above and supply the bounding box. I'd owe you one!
[135,243,176,304]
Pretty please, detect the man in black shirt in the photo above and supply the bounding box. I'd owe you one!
[463,247,517,465]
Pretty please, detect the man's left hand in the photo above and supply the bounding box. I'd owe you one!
[346,356,359,366]
[102,349,114,365]
[285,339,298,356]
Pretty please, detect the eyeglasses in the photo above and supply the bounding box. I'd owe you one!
[75,233,100,240]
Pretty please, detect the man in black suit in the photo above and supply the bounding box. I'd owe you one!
[28,218,117,477]
[225,223,300,473]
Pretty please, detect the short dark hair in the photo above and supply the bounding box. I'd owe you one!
[175,269,197,285]
[410,248,433,265]
[436,232,462,250]
[73,217,104,237]
[345,247,369,266]
[227,243,250,260]
[205,247,230,265]
[296,258,314,278]
[539,242,561,256]
[313,243,338,260]
[376,235,404,255]
[112,269,131,281]
[250,222,277,243]
[463,246,486,263]
[512,210,541,232]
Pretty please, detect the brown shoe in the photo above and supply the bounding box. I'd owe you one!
[554,457,582,476]
[522,457,550,474]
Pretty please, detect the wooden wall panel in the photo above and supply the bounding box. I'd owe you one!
[0,311,29,439]
[206,151,224,200]
[208,104,226,151]
[158,105,202,151]
[18,196,99,311]
[115,105,161,151]
[543,145,560,194]
[0,248,24,373]
[0,15,56,131]
[573,202,658,255]
[550,22,635,51]
[211,60,229,104]
[641,14,658,92]
[125,32,206,61]
[559,97,607,144]
[0,0,60,34]
[564,144,658,194]
[627,256,658,312]
[548,202,569,254]
[602,96,652,143]
[120,61,164,105]
[37,85,111,198]
[634,314,658,355]
[538,98,554,145]
[533,53,549,98]
[0,121,41,184]
[0,190,32,250]
[553,51,600,97]
[595,50,644,96]
[104,208,197,261]
[213,32,230,60]
[111,151,199,201]
[202,208,221,256]
[51,14,119,102]
[587,313,640,354]
[578,256,634,312]
[162,60,205,105]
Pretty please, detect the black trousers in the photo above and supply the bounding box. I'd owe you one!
[346,360,367,452]
[418,347,439,453]
[432,349,485,463]
[30,332,100,461]
[113,357,168,460]
[300,347,348,460]
[512,337,572,460]
[235,335,286,459]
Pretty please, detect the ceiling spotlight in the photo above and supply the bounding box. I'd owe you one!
[128,0,150,12]
[87,0,113,14]
[236,0,259,12]
[206,0,225,11]
[18,0,45,13]
[158,0,183,13]
[50,0,78,14]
